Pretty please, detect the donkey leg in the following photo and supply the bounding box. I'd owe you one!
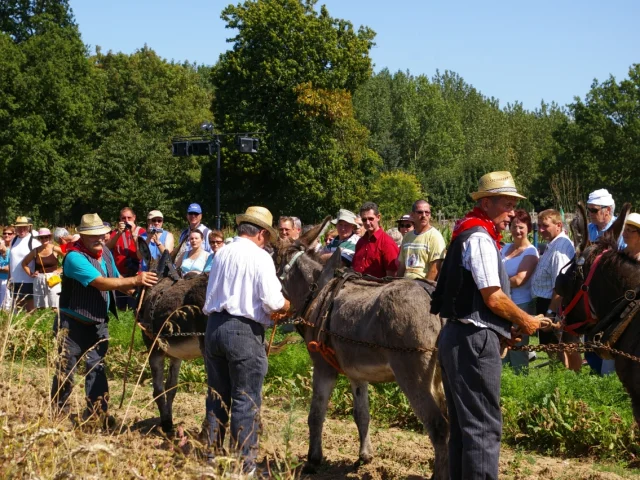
[149,350,172,434]
[305,359,339,472]
[163,356,183,434]
[393,354,449,480]
[349,380,373,465]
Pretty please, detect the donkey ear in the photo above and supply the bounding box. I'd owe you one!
[570,202,590,256]
[137,236,152,266]
[604,202,631,244]
[298,216,332,251]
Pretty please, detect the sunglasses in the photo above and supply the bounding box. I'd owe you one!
[398,223,413,228]
[39,235,51,239]
[150,218,163,223]
[211,240,224,245]
[414,210,431,215]
[187,212,200,216]
[2,232,14,236]
[587,207,603,214]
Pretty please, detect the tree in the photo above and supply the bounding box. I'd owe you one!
[369,171,423,224]
[211,0,378,222]
[0,0,76,43]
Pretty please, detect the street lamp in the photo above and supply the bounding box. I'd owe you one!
[171,125,260,230]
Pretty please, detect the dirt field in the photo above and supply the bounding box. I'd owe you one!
[0,363,636,479]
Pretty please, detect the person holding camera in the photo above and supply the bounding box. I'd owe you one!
[138,210,175,271]
[105,207,145,310]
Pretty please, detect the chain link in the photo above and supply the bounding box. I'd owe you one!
[511,340,640,363]
[288,317,437,354]
[159,331,206,337]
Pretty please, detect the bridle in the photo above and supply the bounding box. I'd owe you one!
[559,248,610,335]
[278,250,304,281]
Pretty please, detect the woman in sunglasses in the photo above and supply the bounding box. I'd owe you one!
[622,213,640,261]
[21,228,64,310]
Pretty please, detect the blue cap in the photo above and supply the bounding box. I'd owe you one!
[187,203,202,214]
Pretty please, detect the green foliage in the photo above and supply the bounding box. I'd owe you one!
[370,171,423,221]
[212,0,380,222]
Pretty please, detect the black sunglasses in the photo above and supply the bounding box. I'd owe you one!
[587,207,603,214]
[398,223,413,228]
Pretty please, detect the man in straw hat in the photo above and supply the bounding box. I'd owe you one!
[51,213,157,421]
[8,216,41,312]
[202,206,291,475]
[431,171,542,480]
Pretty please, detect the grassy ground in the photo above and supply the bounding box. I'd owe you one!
[1,309,639,478]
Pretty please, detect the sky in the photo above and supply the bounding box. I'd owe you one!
[70,0,639,111]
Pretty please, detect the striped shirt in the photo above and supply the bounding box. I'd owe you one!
[531,231,575,300]
[460,232,511,328]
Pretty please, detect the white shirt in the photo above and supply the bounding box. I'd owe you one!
[531,231,575,300]
[501,243,539,305]
[203,236,285,325]
[9,234,41,283]
[460,232,511,328]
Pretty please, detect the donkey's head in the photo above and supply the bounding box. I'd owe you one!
[274,216,334,313]
[555,202,632,333]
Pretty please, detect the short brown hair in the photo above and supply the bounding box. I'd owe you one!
[208,229,224,242]
[512,209,532,232]
[538,209,562,225]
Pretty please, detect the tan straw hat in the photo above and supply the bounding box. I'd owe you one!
[76,213,112,236]
[236,206,277,241]
[470,171,526,201]
[626,213,640,230]
[13,216,32,227]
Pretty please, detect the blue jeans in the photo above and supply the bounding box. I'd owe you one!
[51,314,110,414]
[205,312,268,471]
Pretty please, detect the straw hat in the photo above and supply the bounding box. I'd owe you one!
[626,213,640,230]
[470,171,526,201]
[13,216,32,227]
[76,213,112,236]
[236,206,277,241]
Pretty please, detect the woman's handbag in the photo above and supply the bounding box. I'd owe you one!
[38,252,61,288]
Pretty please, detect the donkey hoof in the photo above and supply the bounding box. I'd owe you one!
[161,420,174,435]
[302,461,319,474]
[354,454,373,469]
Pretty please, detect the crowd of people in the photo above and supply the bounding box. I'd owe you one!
[1,172,639,479]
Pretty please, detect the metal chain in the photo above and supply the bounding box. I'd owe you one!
[159,331,206,337]
[288,317,437,354]
[512,340,640,364]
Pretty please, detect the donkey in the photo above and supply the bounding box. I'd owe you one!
[137,242,208,434]
[274,219,449,479]
[556,202,640,426]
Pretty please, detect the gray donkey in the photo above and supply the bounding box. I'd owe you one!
[274,218,449,479]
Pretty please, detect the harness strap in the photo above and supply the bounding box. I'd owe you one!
[561,250,608,334]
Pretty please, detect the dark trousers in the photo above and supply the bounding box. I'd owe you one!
[205,312,268,471]
[438,321,502,480]
[51,315,110,414]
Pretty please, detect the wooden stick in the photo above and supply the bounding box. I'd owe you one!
[119,288,146,408]
[266,321,278,356]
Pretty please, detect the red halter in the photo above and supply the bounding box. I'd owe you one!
[560,250,609,335]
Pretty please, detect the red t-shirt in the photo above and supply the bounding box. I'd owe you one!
[352,228,399,278]
[111,226,146,276]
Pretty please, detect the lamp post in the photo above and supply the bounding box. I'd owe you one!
[171,125,260,231]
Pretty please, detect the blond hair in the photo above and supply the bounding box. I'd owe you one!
[538,209,562,225]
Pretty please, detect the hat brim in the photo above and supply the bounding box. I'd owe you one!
[12,222,32,227]
[236,214,277,244]
[77,225,112,236]
[332,217,358,227]
[470,191,527,201]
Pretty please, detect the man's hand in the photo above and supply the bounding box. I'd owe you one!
[518,314,543,336]
[117,222,126,233]
[136,272,158,288]
[270,298,292,322]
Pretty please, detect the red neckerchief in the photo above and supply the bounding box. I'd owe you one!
[451,207,502,250]
[67,239,103,260]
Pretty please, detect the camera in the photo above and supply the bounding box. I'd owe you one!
[149,227,163,234]
[124,223,133,231]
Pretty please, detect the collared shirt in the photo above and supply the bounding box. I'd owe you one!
[203,237,285,325]
[588,217,616,242]
[459,232,511,328]
[531,231,575,300]
[352,228,399,278]
[325,233,360,263]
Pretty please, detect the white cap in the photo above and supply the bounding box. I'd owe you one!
[587,189,615,207]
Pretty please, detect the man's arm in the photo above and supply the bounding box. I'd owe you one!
[480,286,540,335]
[89,271,157,294]
[425,259,443,282]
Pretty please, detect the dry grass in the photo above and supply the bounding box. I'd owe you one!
[0,309,637,479]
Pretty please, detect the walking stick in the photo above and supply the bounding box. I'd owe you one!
[266,320,279,356]
[119,287,146,408]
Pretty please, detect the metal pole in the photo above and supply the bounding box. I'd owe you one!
[216,136,221,230]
